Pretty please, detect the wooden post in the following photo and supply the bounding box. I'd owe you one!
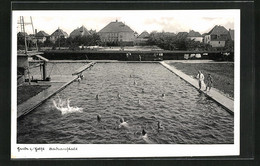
[43,61,46,80]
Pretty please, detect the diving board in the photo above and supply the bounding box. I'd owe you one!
[35,55,49,62]
[72,62,95,75]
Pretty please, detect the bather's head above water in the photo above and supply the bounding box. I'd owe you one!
[97,114,101,122]
[120,117,124,123]
[142,129,147,136]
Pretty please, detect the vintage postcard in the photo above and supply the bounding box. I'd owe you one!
[11,10,240,158]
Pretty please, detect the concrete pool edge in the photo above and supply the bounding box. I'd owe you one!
[159,61,234,114]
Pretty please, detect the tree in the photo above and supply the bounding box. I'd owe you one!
[43,38,52,47]
[147,31,218,51]
[223,39,234,52]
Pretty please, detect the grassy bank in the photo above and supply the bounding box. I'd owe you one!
[167,62,234,98]
[17,85,51,105]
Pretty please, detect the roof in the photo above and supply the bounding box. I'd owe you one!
[176,32,188,38]
[51,28,68,37]
[89,29,96,35]
[202,33,208,37]
[207,25,229,36]
[99,20,134,33]
[70,26,90,38]
[17,32,28,37]
[187,30,202,37]
[163,32,176,36]
[35,31,49,37]
[138,31,150,38]
[229,29,234,40]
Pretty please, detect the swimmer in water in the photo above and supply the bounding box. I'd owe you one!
[76,75,81,82]
[162,93,165,98]
[134,80,137,85]
[119,117,128,128]
[157,121,164,131]
[141,88,144,93]
[142,129,147,137]
[80,73,84,79]
[95,94,99,100]
[117,93,121,99]
[97,114,101,122]
[120,117,124,123]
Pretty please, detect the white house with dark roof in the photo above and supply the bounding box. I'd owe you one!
[70,26,90,38]
[35,30,50,43]
[134,31,150,45]
[204,25,230,47]
[98,20,135,45]
[187,30,203,42]
[50,28,68,43]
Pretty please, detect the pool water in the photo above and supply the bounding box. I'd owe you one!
[18,63,234,144]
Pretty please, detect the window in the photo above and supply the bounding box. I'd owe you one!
[211,35,217,40]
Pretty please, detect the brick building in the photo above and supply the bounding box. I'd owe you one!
[98,20,135,46]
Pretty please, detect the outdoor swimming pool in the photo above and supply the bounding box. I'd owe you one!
[17,63,234,144]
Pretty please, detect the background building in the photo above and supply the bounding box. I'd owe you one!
[50,28,68,43]
[70,26,90,38]
[228,29,234,41]
[134,31,150,45]
[204,25,230,47]
[35,30,50,43]
[98,20,135,46]
[187,30,203,42]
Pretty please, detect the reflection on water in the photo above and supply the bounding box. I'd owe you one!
[18,63,234,144]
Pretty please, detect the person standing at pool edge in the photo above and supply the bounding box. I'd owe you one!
[196,70,205,90]
[205,74,213,92]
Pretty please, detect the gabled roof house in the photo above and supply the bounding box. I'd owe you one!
[98,20,135,45]
[204,25,229,47]
[187,30,203,42]
[70,26,90,38]
[35,30,50,43]
[50,28,68,43]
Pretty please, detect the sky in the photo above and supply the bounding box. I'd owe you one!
[14,10,236,35]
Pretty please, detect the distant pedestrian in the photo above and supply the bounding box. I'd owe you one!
[139,55,142,61]
[205,74,213,91]
[196,70,205,90]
